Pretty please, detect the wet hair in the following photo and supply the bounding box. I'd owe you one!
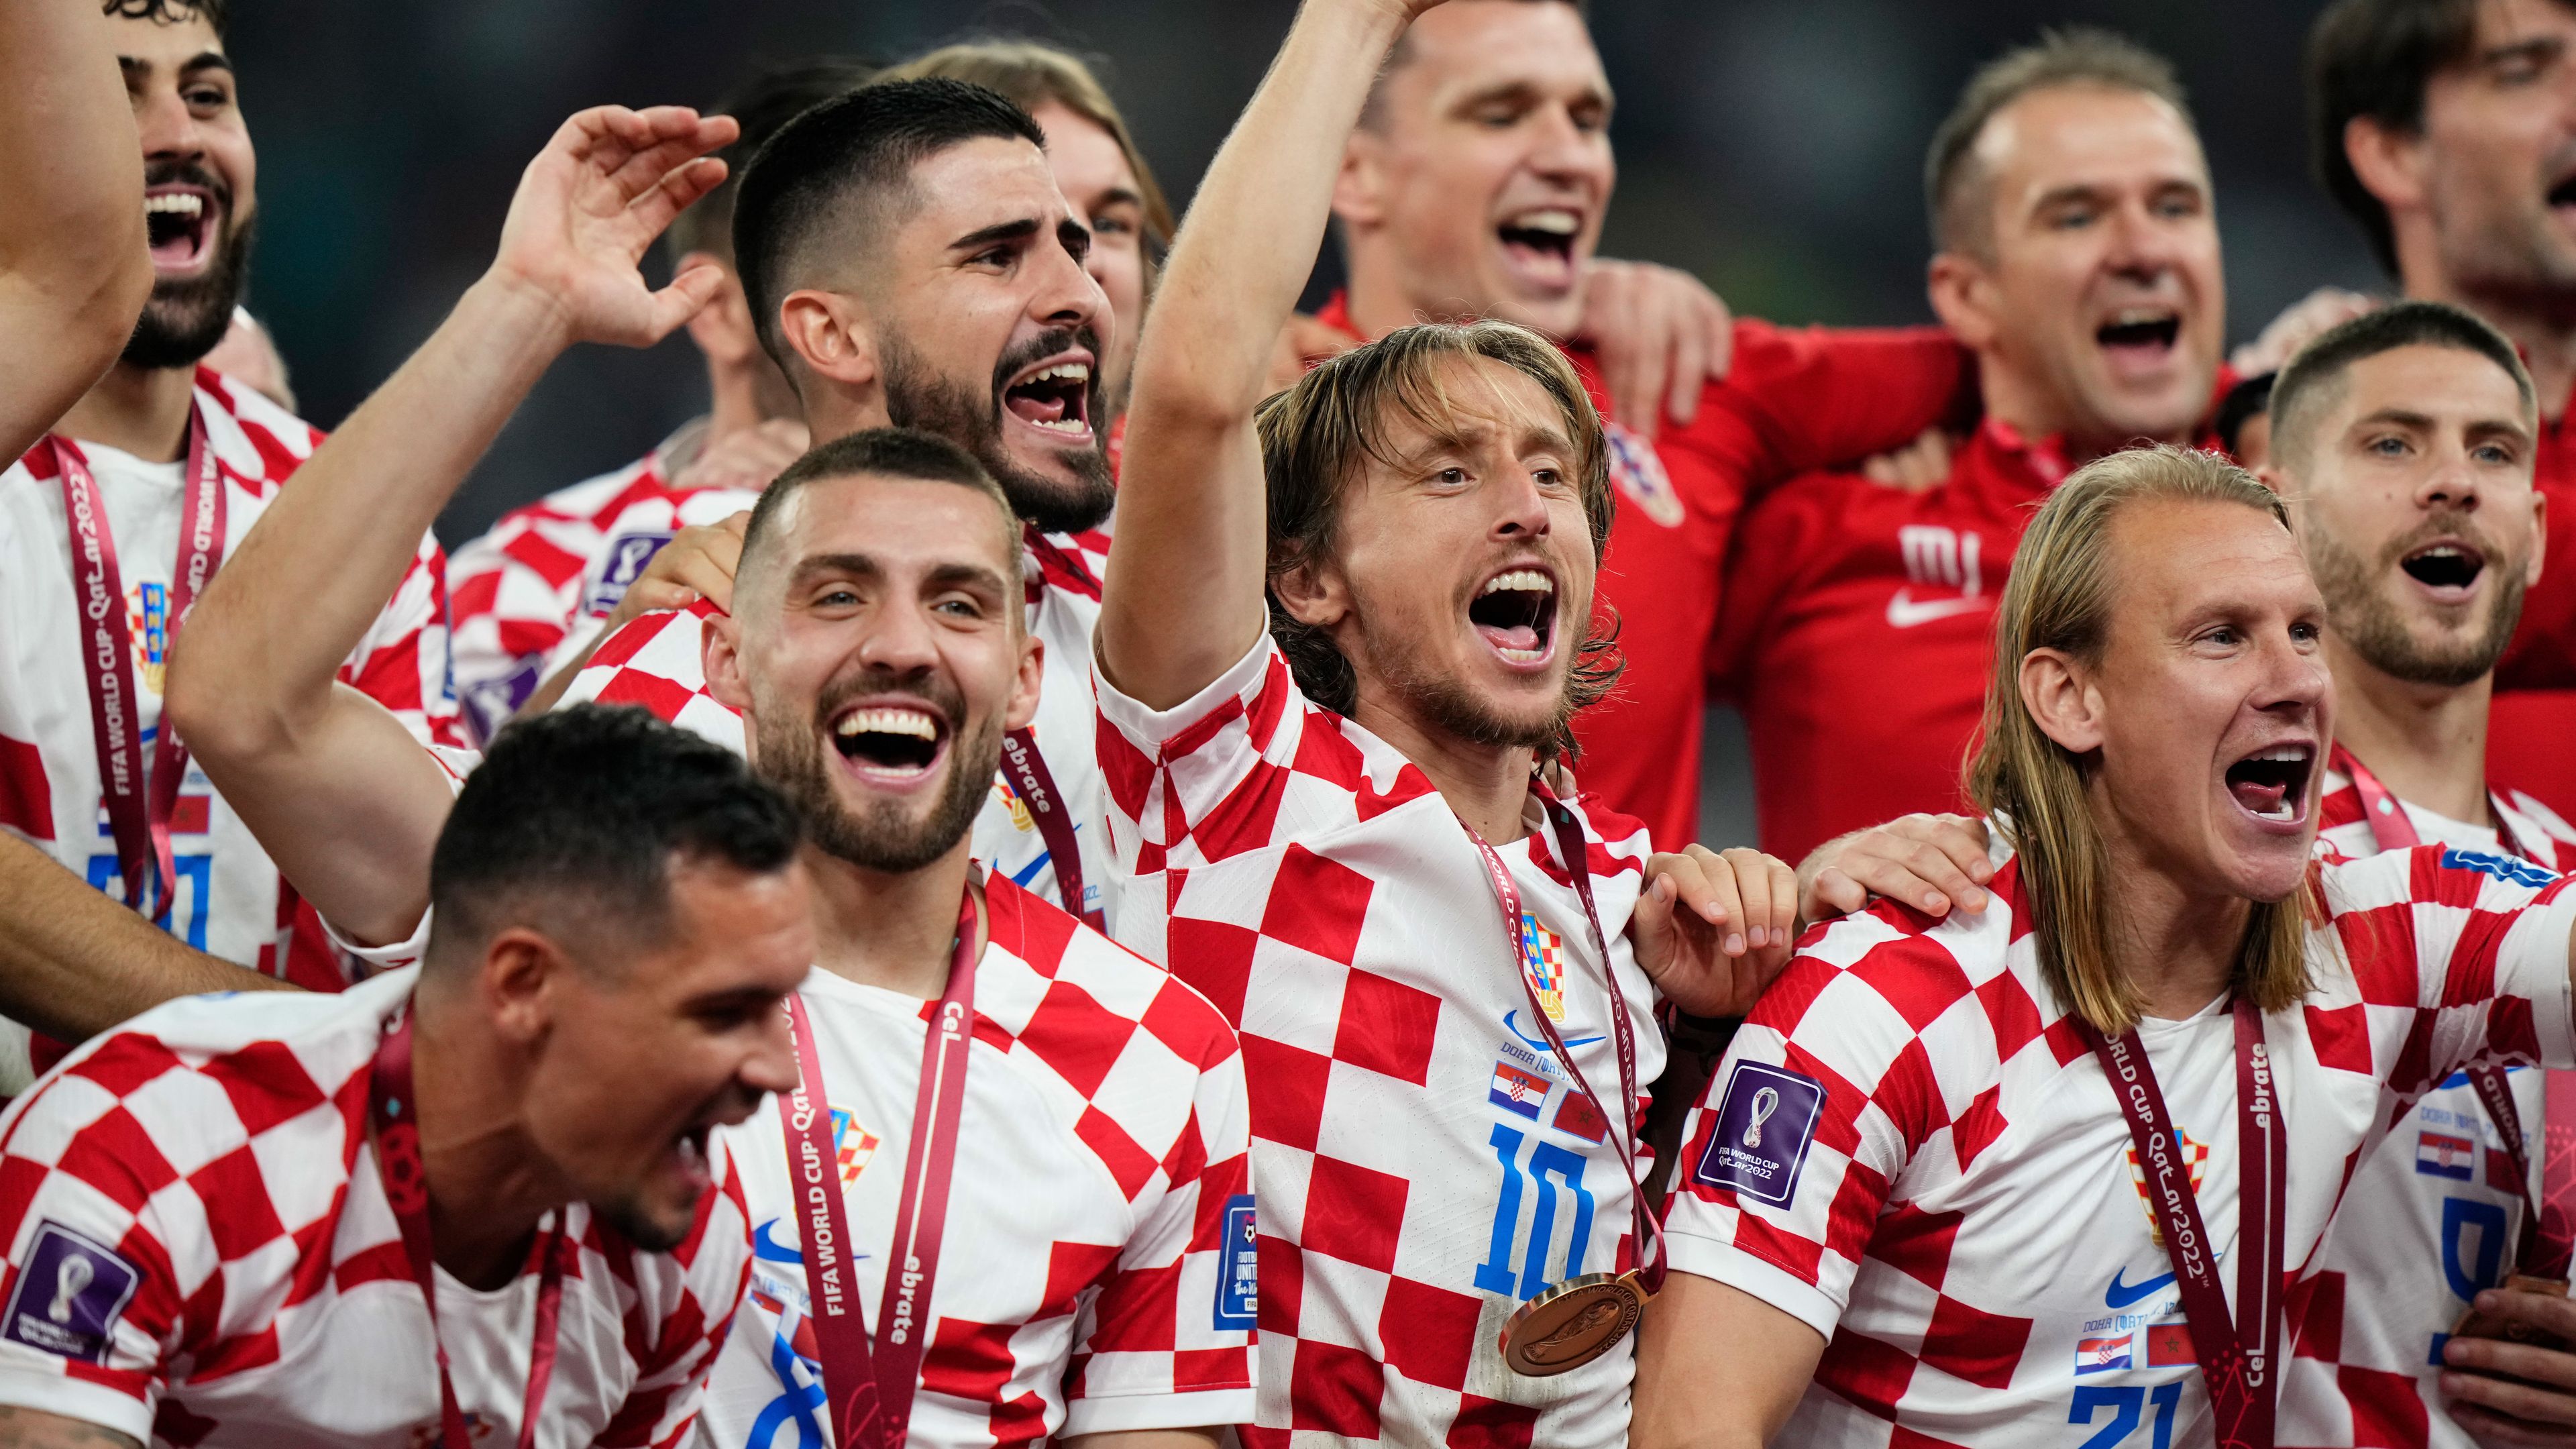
[103,0,224,36]
[738,426,1022,592]
[1925,28,2193,258]
[426,705,802,977]
[732,78,1048,365]
[665,58,880,268]
[2268,299,2535,471]
[2305,0,2507,274]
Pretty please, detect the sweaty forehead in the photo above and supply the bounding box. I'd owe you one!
[1387,3,1609,113]
[753,474,1020,592]
[1976,85,2205,205]
[2106,499,2315,641]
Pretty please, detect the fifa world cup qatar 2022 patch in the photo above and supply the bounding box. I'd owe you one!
[2,1222,139,1364]
[1213,1194,1257,1332]
[1692,1061,1824,1208]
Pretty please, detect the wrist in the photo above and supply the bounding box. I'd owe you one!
[461,267,578,363]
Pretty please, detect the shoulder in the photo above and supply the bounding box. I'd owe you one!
[984,875,1240,1075]
[569,600,741,745]
[199,369,323,484]
[490,457,669,547]
[2500,786,2576,870]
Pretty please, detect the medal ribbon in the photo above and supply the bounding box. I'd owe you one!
[42,407,223,922]
[998,729,1101,930]
[2336,744,2571,1276]
[777,889,979,1449]
[2083,1001,2284,1449]
[369,1008,569,1449]
[1460,779,1660,1289]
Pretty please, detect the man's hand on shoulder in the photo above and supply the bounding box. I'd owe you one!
[1570,258,1735,439]
[1860,426,1953,493]
[602,513,748,635]
[1798,813,1992,922]
[1631,845,1799,1017]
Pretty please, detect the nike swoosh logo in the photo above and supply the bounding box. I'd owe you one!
[753,1220,804,1264]
[2106,1267,2178,1308]
[1505,1010,1605,1051]
[1884,589,1992,629]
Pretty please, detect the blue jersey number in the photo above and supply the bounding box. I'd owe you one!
[1473,1122,1597,1299]
[2070,1381,2181,1449]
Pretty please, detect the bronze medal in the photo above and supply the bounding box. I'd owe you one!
[1499,1270,1650,1376]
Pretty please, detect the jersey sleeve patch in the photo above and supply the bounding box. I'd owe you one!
[2440,845,2560,890]
[2,1222,140,1364]
[1213,1193,1256,1332]
[1691,1061,1825,1208]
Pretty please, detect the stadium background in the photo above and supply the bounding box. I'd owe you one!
[228,0,2380,841]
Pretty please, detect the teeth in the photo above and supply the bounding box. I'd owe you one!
[2417,545,2468,559]
[1022,362,1090,384]
[1480,570,1554,596]
[676,1132,704,1167]
[1028,417,1088,434]
[1506,209,1580,235]
[2108,307,2171,326]
[834,707,938,740]
[2249,745,2312,763]
[1497,647,1548,663]
[144,193,203,218]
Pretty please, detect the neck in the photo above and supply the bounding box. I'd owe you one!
[2403,251,2576,421]
[804,839,977,1000]
[1974,350,2194,462]
[802,386,892,451]
[704,356,769,443]
[2092,794,2250,1021]
[2326,635,2493,825]
[1341,250,1432,341]
[54,361,200,464]
[408,992,574,1291]
[1347,684,1535,843]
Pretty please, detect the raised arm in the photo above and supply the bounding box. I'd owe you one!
[0,0,152,462]
[1096,0,1428,709]
[168,105,734,944]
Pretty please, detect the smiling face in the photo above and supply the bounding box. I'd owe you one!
[2057,500,2334,905]
[1338,1,1614,337]
[527,857,812,1250]
[1029,103,1150,410]
[1278,352,1598,750]
[2287,343,2544,687]
[2409,0,2576,301]
[1936,84,2223,451]
[710,473,1040,875]
[109,6,256,370]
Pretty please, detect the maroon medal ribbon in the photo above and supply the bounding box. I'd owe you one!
[998,729,1102,931]
[2337,745,2569,1275]
[42,407,224,922]
[369,1008,568,1449]
[1460,780,1661,1289]
[777,890,979,1449]
[2083,1001,2284,1449]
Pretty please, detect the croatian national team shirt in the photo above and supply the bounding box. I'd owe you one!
[0,368,461,984]
[1093,634,1662,1448]
[1665,827,2576,1448]
[561,525,1119,930]
[699,874,1254,1448]
[2292,765,2575,1449]
[0,969,751,1449]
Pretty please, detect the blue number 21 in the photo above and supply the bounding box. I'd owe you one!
[1474,1123,1595,1299]
[2070,1382,2181,1449]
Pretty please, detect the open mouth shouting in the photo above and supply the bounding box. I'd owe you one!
[2222,741,2315,828]
[1495,206,1585,293]
[1470,567,1560,667]
[1001,355,1095,443]
[2398,539,2487,605]
[666,1121,716,1195]
[2095,306,2181,375]
[144,184,219,275]
[830,702,954,790]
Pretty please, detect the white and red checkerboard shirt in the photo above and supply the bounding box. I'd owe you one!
[2290,766,2576,1449]
[1093,635,1664,1448]
[700,874,1255,1448]
[1666,828,2576,1447]
[0,968,753,1449]
[561,525,1120,929]
[0,369,460,987]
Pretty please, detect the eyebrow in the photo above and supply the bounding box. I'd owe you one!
[2479,34,2565,68]
[949,217,1040,253]
[1454,78,1613,113]
[788,552,1012,599]
[120,50,232,76]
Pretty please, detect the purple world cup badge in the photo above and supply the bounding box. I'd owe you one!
[3,1222,140,1364]
[1691,1061,1825,1208]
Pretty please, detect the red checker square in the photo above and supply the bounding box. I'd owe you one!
[2303,1002,2376,1077]
[1917,1293,2029,1389]
[1240,1035,1332,1150]
[1140,974,1231,1067]
[191,1320,283,1378]
[987,883,1077,981]
[2288,1270,2345,1361]
[1975,971,2043,1061]
[207,1041,329,1138]
[1258,845,1375,966]
[68,1034,184,1102]
[1379,1274,1482,1391]
[2341,1363,2431,1448]
[1890,1428,1976,1449]
[1330,969,1442,1086]
[919,1318,1019,1404]
[151,1397,220,1448]
[188,1146,286,1260]
[60,1106,182,1214]
[1851,941,1974,1033]
[1446,1395,1539,1448]
[1951,1086,2008,1172]
[1288,1338,1387,1436]
[1257,1232,1303,1336]
[1870,1201,1961,1293]
[1303,1155,1409,1273]
[1174,1345,1253,1392]
[1017,979,1139,1099]
[1166,917,1258,1025]
[592,668,698,722]
[1814,1328,1917,1421]
[989,1389,1048,1446]
[1075,1106,1161,1201]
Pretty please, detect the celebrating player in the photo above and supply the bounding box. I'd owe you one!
[1098,0,1818,1439]
[0,704,806,1449]
[167,97,1255,1448]
[1635,443,2576,1446]
[0,0,459,1059]
[2312,0,2576,817]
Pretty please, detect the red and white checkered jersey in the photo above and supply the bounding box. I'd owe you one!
[701,874,1254,1447]
[1665,827,2576,1447]
[0,968,753,1449]
[0,368,460,987]
[2291,764,2571,1449]
[562,526,1121,929]
[1093,635,1664,1448]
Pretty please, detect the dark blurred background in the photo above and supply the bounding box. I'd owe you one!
[225,0,2381,839]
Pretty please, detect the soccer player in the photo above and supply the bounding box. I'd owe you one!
[0,704,807,1449]
[2312,0,2576,819]
[1097,0,1813,1438]
[445,60,867,741]
[168,101,1256,1448]
[1710,30,2235,867]
[0,0,458,1051]
[2266,303,2575,1446]
[1635,443,2576,1448]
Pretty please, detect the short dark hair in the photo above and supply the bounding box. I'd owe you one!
[103,0,224,36]
[739,426,1022,588]
[732,78,1048,366]
[1925,28,2192,257]
[2269,299,2536,469]
[2306,0,2499,275]
[665,58,879,269]
[427,705,802,975]
[2214,371,2277,458]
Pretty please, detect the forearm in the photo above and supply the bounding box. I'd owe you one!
[1631,1273,1822,1449]
[0,1406,140,1449]
[0,837,293,1044]
[1062,1430,1221,1449]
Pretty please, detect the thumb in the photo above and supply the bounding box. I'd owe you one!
[643,263,729,341]
[1629,873,1676,967]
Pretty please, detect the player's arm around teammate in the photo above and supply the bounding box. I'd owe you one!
[168,104,738,946]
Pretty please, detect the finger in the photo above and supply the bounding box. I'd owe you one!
[618,579,700,619]
[1841,847,1959,918]
[641,262,729,341]
[1803,867,1866,920]
[2447,1332,2576,1393]
[1675,848,1748,956]
[2445,1366,2576,1426]
[1768,858,1801,943]
[1862,454,1899,485]
[1705,288,1734,381]
[604,128,731,213]
[625,157,729,243]
[718,511,752,538]
[1662,297,1704,434]
[2447,1400,2576,1447]
[1594,280,1649,439]
[1717,848,1782,949]
[1896,833,1990,909]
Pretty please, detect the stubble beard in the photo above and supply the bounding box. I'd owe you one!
[1350,598,1574,752]
[127,211,256,372]
[2306,521,2528,688]
[753,678,996,875]
[879,330,1115,535]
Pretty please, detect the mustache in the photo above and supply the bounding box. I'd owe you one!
[143,158,232,213]
[2377,505,2502,568]
[989,325,1104,397]
[810,664,966,735]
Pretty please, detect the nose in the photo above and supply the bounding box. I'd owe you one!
[2416,441,2485,514]
[2101,199,2181,285]
[1036,225,1110,340]
[855,588,946,675]
[1492,464,1556,541]
[739,1005,802,1100]
[1525,103,1608,188]
[132,81,206,165]
[2251,621,2332,720]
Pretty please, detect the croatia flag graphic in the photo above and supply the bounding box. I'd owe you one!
[1490,1061,1550,1120]
[2074,1336,2133,1374]
[2418,1131,2476,1181]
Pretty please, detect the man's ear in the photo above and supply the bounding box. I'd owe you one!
[2344,114,2430,217]
[777,288,881,392]
[1927,250,2002,354]
[479,928,569,1047]
[1005,634,1044,734]
[680,255,761,368]
[1332,135,1386,231]
[1271,558,1350,631]
[2528,486,2549,590]
[704,611,753,716]
[2020,647,2106,756]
